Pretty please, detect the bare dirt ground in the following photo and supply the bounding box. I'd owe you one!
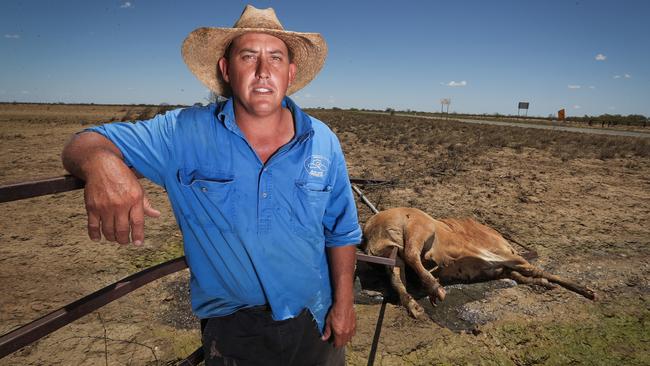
[1,104,648,365]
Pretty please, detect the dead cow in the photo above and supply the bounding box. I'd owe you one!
[361,207,597,318]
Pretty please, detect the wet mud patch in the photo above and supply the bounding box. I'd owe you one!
[419,280,518,332]
[355,259,534,333]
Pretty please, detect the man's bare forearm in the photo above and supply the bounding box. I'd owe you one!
[61,131,157,245]
[62,132,125,180]
[327,245,357,305]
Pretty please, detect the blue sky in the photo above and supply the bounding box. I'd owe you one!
[1,0,648,117]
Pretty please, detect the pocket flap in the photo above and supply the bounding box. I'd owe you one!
[178,167,234,186]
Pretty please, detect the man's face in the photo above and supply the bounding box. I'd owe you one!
[218,33,296,117]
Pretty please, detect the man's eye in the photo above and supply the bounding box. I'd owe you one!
[242,55,256,61]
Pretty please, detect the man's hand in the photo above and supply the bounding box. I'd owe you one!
[62,132,160,245]
[321,301,356,348]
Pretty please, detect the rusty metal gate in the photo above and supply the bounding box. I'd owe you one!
[0,174,395,365]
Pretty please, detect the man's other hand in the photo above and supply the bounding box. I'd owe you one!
[321,301,356,348]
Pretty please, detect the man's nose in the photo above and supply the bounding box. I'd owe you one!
[256,58,270,79]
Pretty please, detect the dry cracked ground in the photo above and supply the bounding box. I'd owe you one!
[1,104,648,365]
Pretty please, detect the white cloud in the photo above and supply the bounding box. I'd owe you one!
[608,106,616,110]
[589,86,596,89]
[567,84,581,89]
[4,34,20,39]
[21,90,29,94]
[120,2,133,8]
[572,105,581,109]
[595,53,606,61]
[624,73,631,78]
[613,75,621,79]
[447,80,467,87]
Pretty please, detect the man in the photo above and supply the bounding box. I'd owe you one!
[62,5,361,366]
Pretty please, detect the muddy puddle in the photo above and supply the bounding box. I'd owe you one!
[354,260,518,333]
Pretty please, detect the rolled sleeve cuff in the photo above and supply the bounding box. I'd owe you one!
[325,226,362,248]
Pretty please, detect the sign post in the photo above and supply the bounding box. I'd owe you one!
[440,98,450,119]
[517,102,529,117]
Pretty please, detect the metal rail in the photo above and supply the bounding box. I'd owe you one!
[0,175,85,203]
[0,175,391,203]
[0,257,188,358]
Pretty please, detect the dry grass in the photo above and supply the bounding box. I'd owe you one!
[314,110,649,165]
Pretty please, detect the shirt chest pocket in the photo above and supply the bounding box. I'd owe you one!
[291,180,332,236]
[177,168,237,231]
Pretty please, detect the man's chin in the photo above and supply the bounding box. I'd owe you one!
[248,98,282,113]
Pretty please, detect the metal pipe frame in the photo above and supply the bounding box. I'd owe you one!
[1,174,396,364]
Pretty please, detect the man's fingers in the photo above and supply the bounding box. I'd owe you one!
[130,200,145,246]
[101,213,116,242]
[333,328,353,348]
[143,195,161,218]
[87,211,102,242]
[114,212,131,244]
[321,322,332,341]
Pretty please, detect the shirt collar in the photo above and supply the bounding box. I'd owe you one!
[216,96,313,141]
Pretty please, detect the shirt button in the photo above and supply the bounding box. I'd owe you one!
[263,167,268,172]
[201,187,208,192]
[262,192,268,198]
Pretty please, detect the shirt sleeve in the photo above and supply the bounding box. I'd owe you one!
[84,108,182,187]
[322,142,362,248]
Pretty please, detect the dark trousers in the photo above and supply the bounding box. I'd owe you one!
[201,306,344,366]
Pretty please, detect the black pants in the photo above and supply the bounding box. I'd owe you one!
[201,306,344,366]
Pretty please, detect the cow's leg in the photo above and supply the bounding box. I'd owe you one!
[388,256,424,318]
[509,263,597,300]
[402,241,446,305]
[509,270,557,290]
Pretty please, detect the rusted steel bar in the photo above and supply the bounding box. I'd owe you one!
[356,253,396,266]
[351,184,379,215]
[366,247,397,366]
[349,178,390,185]
[389,246,398,264]
[0,257,188,359]
[0,175,85,203]
[0,175,387,204]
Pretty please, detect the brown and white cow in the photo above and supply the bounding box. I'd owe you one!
[361,207,597,318]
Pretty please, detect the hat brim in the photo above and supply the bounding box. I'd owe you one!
[182,27,327,97]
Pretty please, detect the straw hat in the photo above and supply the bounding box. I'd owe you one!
[182,5,328,97]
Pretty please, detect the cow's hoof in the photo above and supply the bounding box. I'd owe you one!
[429,286,446,306]
[407,301,425,318]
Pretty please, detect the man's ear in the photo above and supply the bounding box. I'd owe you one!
[288,63,297,85]
[218,57,230,83]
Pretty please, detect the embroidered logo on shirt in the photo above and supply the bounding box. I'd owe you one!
[304,155,330,178]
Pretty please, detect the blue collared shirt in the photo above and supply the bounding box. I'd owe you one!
[86,97,361,332]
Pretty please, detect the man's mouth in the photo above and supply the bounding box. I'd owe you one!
[252,87,273,94]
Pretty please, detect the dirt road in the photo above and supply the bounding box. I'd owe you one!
[364,111,650,138]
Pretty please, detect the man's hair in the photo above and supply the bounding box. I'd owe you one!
[223,35,294,63]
